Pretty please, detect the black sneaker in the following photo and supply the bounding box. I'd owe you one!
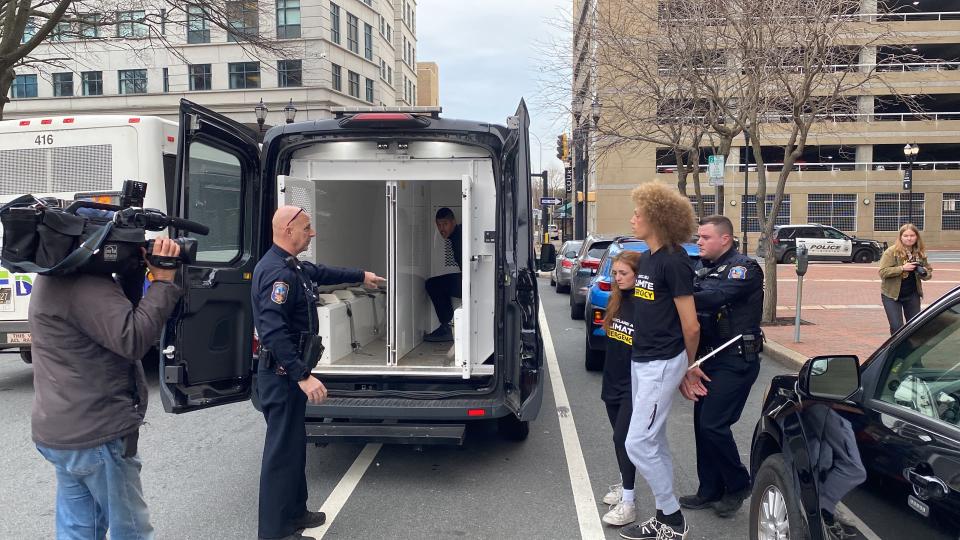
[714,488,750,518]
[678,493,719,510]
[291,510,325,530]
[620,516,688,540]
[424,324,453,342]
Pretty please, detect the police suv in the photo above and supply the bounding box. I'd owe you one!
[759,224,885,264]
[157,100,543,444]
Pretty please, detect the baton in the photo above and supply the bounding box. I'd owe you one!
[688,333,744,371]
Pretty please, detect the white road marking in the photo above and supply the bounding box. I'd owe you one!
[835,502,882,540]
[777,304,930,310]
[538,302,605,540]
[304,443,383,539]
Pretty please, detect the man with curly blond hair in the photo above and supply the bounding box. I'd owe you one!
[618,181,702,540]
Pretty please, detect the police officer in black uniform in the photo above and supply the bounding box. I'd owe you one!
[253,205,384,540]
[678,214,764,519]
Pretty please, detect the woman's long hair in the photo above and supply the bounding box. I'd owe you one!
[893,223,926,261]
[603,251,642,332]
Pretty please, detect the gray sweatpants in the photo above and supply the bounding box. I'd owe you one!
[625,350,688,515]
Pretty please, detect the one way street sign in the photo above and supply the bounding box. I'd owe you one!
[540,197,562,205]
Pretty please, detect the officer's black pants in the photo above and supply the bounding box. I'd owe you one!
[693,355,760,500]
[257,366,308,539]
[425,272,462,325]
[605,400,636,491]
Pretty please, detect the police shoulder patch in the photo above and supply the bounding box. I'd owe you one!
[728,266,747,280]
[271,281,290,304]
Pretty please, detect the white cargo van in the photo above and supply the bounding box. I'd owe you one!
[159,100,544,442]
[0,115,176,363]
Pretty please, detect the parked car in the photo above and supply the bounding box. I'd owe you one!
[569,235,615,320]
[582,237,700,370]
[749,285,960,539]
[551,240,582,293]
[756,223,885,264]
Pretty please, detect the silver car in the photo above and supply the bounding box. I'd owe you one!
[551,240,582,293]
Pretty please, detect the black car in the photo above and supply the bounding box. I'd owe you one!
[756,224,885,264]
[750,286,960,539]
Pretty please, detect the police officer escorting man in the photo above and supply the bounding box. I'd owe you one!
[679,214,764,519]
[253,205,385,540]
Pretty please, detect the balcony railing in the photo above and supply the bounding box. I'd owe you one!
[655,160,960,173]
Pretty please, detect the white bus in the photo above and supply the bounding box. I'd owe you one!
[0,115,177,363]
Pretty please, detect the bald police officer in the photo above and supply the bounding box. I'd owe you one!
[679,215,764,519]
[253,206,384,540]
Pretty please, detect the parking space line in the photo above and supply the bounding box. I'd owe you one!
[304,443,383,539]
[538,301,605,540]
[836,503,881,540]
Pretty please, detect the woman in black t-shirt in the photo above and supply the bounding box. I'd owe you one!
[599,251,642,527]
[619,181,700,540]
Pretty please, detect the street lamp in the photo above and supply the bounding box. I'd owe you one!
[591,99,601,126]
[254,99,268,142]
[284,99,297,124]
[903,143,919,225]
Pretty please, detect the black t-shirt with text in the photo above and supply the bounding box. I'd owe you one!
[602,293,635,403]
[632,247,695,361]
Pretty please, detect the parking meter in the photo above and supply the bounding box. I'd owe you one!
[794,245,809,342]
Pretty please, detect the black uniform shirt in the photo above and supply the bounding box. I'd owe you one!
[449,224,463,270]
[693,247,764,348]
[251,244,364,380]
[602,292,635,404]
[632,247,695,361]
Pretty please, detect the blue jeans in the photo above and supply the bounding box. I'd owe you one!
[36,437,154,540]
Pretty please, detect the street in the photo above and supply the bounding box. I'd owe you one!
[1,276,791,540]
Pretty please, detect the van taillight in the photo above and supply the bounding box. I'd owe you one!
[467,409,486,417]
[598,280,611,291]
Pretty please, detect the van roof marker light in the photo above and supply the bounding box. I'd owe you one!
[128,117,141,123]
[40,119,52,125]
[63,118,74,124]
[19,120,30,126]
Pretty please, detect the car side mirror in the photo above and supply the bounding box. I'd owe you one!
[538,243,557,272]
[799,355,861,401]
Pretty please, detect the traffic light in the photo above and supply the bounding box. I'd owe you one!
[556,133,569,161]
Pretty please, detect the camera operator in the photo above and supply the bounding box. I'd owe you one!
[30,238,183,540]
[879,223,933,334]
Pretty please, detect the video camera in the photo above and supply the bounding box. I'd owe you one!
[0,180,209,276]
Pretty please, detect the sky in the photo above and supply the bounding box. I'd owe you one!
[417,0,571,174]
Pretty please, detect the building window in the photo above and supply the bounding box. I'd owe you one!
[162,68,169,92]
[347,13,359,54]
[187,5,210,44]
[688,195,717,217]
[943,193,960,231]
[227,0,259,42]
[229,62,260,89]
[386,23,392,41]
[387,65,392,84]
[189,64,212,91]
[364,23,373,60]
[331,63,342,91]
[11,74,38,98]
[808,193,857,231]
[379,14,385,36]
[278,59,302,87]
[51,22,72,42]
[276,0,301,39]
[118,69,148,94]
[117,10,148,38]
[330,3,341,44]
[348,70,360,98]
[53,72,74,97]
[741,194,791,233]
[365,78,374,103]
[80,13,100,38]
[875,192,924,231]
[403,36,408,63]
[21,19,36,43]
[160,9,167,34]
[82,71,103,96]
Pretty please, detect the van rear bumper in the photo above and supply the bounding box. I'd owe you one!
[0,321,31,350]
[305,395,512,421]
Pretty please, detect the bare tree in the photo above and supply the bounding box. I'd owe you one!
[0,0,300,119]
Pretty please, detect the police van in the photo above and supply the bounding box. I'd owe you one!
[158,100,544,442]
[759,223,885,264]
[0,115,177,363]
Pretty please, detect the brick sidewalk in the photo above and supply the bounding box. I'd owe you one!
[761,261,960,368]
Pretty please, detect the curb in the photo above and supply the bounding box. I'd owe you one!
[763,339,808,371]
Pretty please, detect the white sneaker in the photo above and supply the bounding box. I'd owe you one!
[603,501,637,526]
[603,483,623,505]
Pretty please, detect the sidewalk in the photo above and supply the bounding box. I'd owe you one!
[761,261,960,370]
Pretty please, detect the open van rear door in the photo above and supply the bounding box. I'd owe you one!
[501,100,544,420]
[159,99,261,413]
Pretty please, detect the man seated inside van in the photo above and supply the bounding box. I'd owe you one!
[424,207,462,342]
